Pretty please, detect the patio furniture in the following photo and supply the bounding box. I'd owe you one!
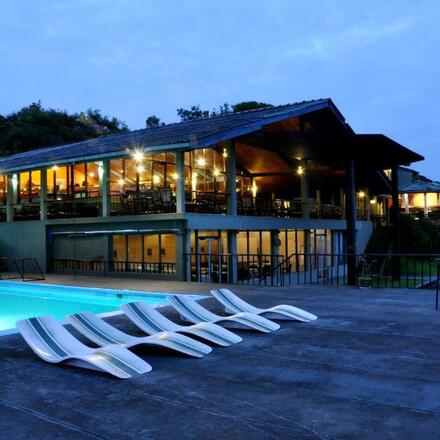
[168,295,280,333]
[121,301,242,346]
[67,311,212,358]
[16,316,151,379]
[211,288,318,322]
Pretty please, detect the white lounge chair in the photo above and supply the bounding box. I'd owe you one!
[211,288,318,322]
[16,316,151,379]
[121,301,243,346]
[168,295,280,333]
[68,311,212,358]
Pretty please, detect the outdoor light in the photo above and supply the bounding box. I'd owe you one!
[252,182,258,198]
[136,165,145,174]
[153,175,161,184]
[52,165,58,171]
[132,149,144,163]
[297,166,304,175]
[222,148,228,158]
[370,198,377,205]
[213,168,220,177]
[173,172,180,180]
[358,191,365,198]
[196,157,206,167]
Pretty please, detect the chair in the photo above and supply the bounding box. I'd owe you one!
[67,311,211,358]
[121,301,242,346]
[211,288,317,322]
[168,295,280,333]
[16,316,151,379]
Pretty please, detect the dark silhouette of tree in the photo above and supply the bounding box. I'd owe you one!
[146,115,163,128]
[176,101,273,121]
[0,102,127,156]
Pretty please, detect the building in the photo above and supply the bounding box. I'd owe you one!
[397,167,440,219]
[0,99,423,284]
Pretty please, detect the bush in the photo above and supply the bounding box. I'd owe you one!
[400,215,438,253]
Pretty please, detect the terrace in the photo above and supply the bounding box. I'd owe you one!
[1,276,439,438]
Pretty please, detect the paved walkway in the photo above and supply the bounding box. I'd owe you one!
[1,277,440,439]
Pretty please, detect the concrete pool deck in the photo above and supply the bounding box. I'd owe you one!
[1,276,440,438]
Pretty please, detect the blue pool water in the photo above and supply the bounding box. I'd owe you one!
[0,281,181,333]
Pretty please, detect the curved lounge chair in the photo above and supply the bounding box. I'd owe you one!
[68,311,211,358]
[211,288,317,322]
[16,316,151,379]
[121,302,242,346]
[168,295,280,333]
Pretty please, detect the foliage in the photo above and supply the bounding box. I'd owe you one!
[176,100,273,121]
[145,115,164,128]
[0,102,127,156]
[400,215,438,252]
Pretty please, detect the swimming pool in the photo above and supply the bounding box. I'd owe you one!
[0,281,187,334]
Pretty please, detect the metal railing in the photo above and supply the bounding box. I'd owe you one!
[185,252,440,290]
[50,258,176,275]
[47,195,102,219]
[0,257,45,281]
[13,203,40,221]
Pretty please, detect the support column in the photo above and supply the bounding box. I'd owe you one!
[300,159,309,219]
[6,174,15,222]
[227,230,238,284]
[100,160,110,217]
[40,168,47,220]
[226,140,237,216]
[345,157,357,285]
[176,151,185,214]
[176,230,189,281]
[423,192,428,218]
[270,230,281,285]
[403,193,409,214]
[391,166,400,280]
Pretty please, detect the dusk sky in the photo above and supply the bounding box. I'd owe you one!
[1,1,439,177]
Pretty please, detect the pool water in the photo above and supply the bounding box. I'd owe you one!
[0,281,180,333]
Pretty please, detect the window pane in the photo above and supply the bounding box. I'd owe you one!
[144,234,159,263]
[113,235,126,261]
[56,166,69,195]
[127,235,143,262]
[160,234,176,262]
[19,172,30,199]
[74,164,86,192]
[87,162,100,195]
[110,159,124,193]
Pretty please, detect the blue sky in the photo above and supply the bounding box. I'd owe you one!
[1,0,439,177]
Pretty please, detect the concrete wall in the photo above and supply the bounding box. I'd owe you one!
[0,221,47,271]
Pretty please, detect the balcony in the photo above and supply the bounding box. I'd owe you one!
[46,194,102,219]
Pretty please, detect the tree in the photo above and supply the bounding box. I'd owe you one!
[145,115,163,128]
[0,102,127,157]
[232,101,273,112]
[176,101,273,121]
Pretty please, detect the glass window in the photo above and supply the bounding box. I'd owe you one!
[112,235,126,261]
[86,162,100,195]
[144,234,159,263]
[73,164,86,193]
[127,235,143,262]
[55,166,69,195]
[160,234,176,262]
[110,159,124,193]
[19,171,30,200]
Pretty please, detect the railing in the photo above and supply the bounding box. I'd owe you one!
[110,189,176,216]
[13,203,40,221]
[185,191,228,214]
[0,205,6,222]
[185,252,440,291]
[50,258,176,275]
[0,257,45,281]
[47,195,102,219]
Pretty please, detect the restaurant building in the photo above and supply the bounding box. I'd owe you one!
[0,99,423,284]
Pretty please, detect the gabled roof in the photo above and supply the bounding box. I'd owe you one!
[0,99,342,173]
[399,180,440,194]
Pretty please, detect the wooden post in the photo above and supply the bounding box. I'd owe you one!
[345,157,357,285]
